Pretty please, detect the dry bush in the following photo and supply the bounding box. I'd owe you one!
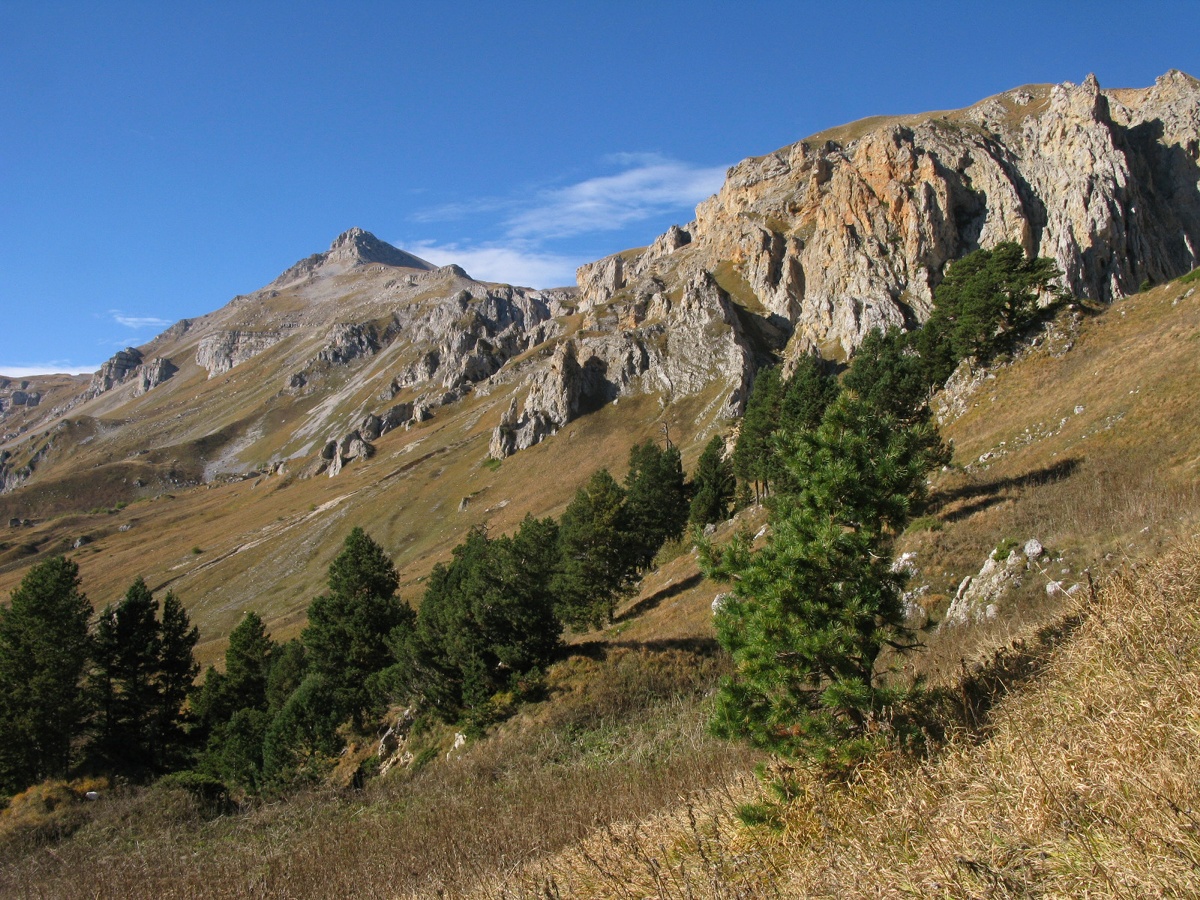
[0,777,109,849]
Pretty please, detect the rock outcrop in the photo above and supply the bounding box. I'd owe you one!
[586,71,1200,364]
[136,357,178,395]
[317,322,381,366]
[86,348,144,399]
[385,286,562,404]
[8,390,40,408]
[84,348,179,399]
[490,341,589,457]
[490,269,757,457]
[197,331,284,377]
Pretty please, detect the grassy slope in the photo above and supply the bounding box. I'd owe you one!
[514,536,1200,899]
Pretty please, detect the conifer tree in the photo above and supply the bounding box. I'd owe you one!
[552,468,634,630]
[265,639,307,714]
[88,579,199,776]
[206,707,271,794]
[222,611,273,714]
[261,673,342,786]
[688,434,735,528]
[195,611,275,785]
[405,520,562,718]
[732,366,783,500]
[303,527,415,727]
[0,557,92,795]
[919,241,1064,382]
[779,353,840,434]
[842,326,931,423]
[624,441,689,569]
[705,394,946,765]
[496,514,563,671]
[154,591,199,770]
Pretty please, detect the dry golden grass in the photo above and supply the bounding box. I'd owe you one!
[0,643,758,899]
[494,536,1200,898]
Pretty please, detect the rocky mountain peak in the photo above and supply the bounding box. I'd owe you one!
[325,228,436,271]
[269,229,436,289]
[587,70,1200,365]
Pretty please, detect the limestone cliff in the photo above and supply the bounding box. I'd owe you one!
[581,71,1200,363]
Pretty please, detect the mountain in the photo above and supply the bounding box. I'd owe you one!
[1,71,1198,657]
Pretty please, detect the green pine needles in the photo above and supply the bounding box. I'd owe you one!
[705,395,946,767]
[708,241,1062,770]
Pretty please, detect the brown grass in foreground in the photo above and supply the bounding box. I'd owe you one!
[0,646,758,899]
[489,536,1200,898]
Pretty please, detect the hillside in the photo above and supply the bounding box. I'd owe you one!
[2,71,1199,664]
[2,272,1199,897]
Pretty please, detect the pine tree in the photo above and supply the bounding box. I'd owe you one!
[265,639,307,714]
[405,520,562,719]
[732,366,783,500]
[260,673,343,786]
[779,353,840,434]
[842,326,930,424]
[624,441,689,569]
[705,394,946,765]
[90,577,165,777]
[303,527,415,728]
[0,557,92,795]
[688,434,735,528]
[920,242,1064,381]
[195,611,275,785]
[222,611,273,714]
[495,514,562,672]
[154,591,199,770]
[205,707,271,794]
[552,469,635,630]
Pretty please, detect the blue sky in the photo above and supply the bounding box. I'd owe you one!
[2,1,1197,376]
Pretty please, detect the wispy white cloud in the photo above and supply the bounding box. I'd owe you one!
[402,154,728,288]
[411,154,728,240]
[0,363,97,378]
[405,241,583,289]
[109,310,172,329]
[409,196,513,224]
[503,155,727,240]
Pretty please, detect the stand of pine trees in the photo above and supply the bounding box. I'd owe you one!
[0,243,1061,803]
[0,563,199,796]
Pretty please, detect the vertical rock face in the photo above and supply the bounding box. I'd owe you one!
[136,358,178,396]
[489,268,758,457]
[385,286,562,399]
[576,254,627,310]
[85,348,145,399]
[196,331,284,377]
[490,341,585,458]
[317,323,380,366]
[589,71,1200,363]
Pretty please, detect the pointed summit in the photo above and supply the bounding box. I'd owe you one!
[326,228,436,270]
[269,228,437,288]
